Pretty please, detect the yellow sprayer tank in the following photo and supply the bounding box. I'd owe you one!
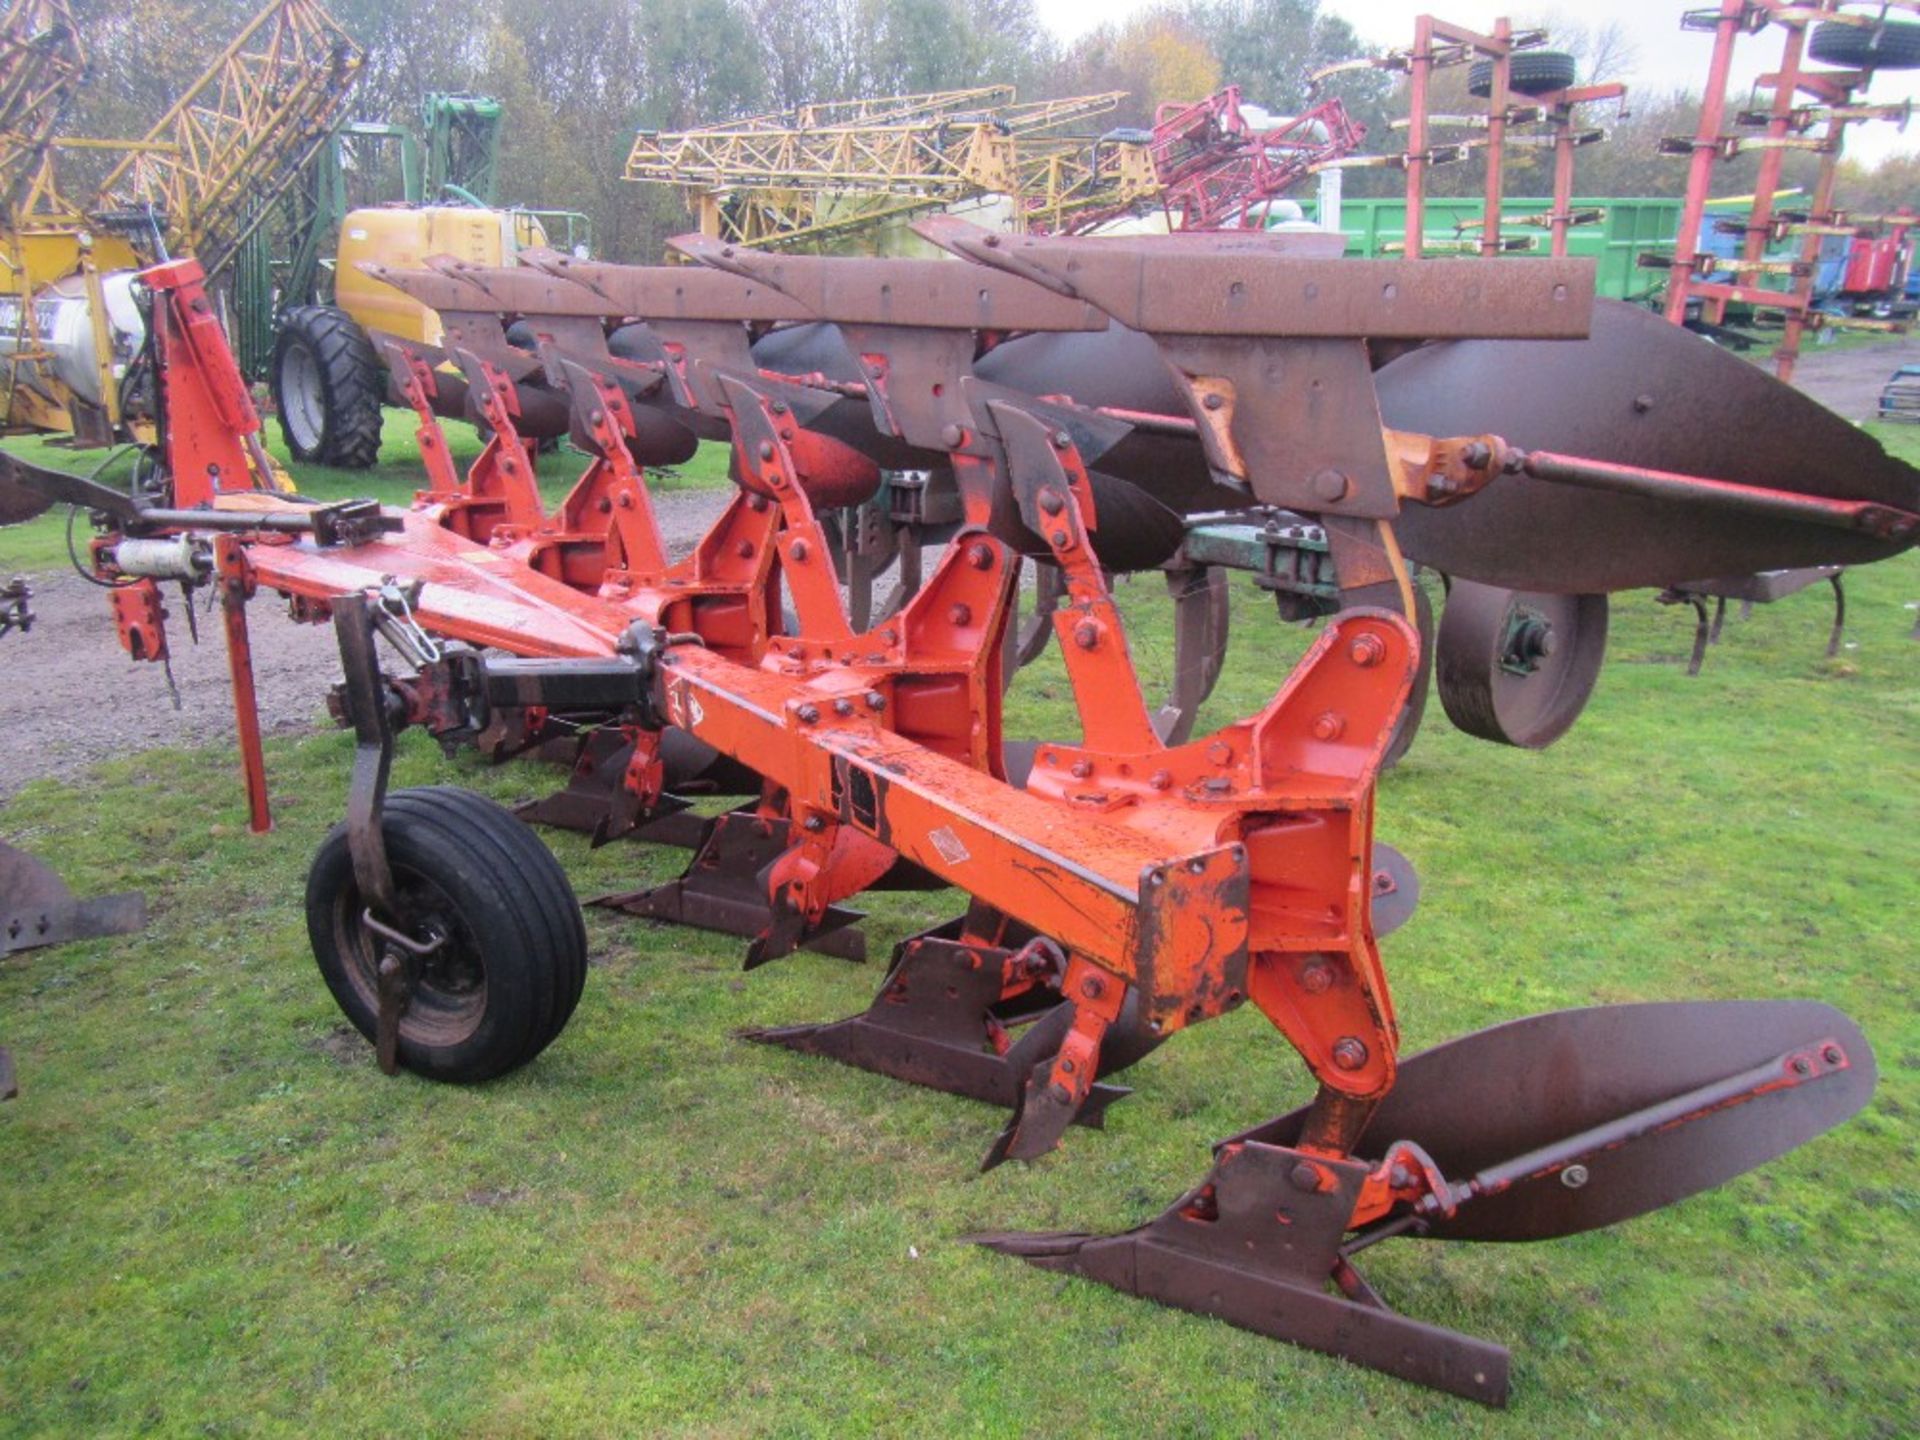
[332,206,547,344]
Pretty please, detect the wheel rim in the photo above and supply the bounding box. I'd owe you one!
[330,865,488,1048]
[280,340,327,453]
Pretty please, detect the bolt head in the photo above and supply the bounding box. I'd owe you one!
[1039,489,1065,516]
[802,814,825,832]
[1070,759,1092,778]
[737,540,755,558]
[1299,959,1333,994]
[771,400,789,415]
[790,540,810,563]
[865,690,885,710]
[758,440,775,461]
[1073,621,1099,649]
[1311,711,1345,742]
[1050,530,1069,548]
[1289,1162,1321,1193]
[797,704,820,723]
[941,423,966,449]
[1348,634,1386,668]
[948,603,973,626]
[1311,469,1351,503]
[1202,392,1225,412]
[834,698,854,717]
[1051,429,1072,449]
[1080,975,1104,1000]
[1148,770,1171,791]
[1331,1036,1368,1071]
[967,543,994,570]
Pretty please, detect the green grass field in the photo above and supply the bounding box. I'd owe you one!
[0,421,1915,1436]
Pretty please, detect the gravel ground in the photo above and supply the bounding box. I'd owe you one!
[0,489,729,800]
[2,339,1915,801]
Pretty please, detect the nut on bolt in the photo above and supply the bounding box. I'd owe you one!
[1073,621,1100,650]
[967,542,994,570]
[1331,1036,1368,1071]
[1348,633,1386,668]
[797,703,821,724]
[1311,711,1345,742]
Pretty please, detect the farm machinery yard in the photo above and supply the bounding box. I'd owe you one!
[0,220,1915,1415]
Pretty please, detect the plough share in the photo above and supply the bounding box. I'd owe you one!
[3,226,1912,1405]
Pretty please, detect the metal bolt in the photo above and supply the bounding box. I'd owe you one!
[797,704,820,724]
[771,401,789,415]
[1561,1164,1590,1189]
[1203,776,1233,794]
[1461,442,1492,469]
[1822,1045,1843,1066]
[1148,770,1171,791]
[1080,975,1104,1000]
[948,603,972,625]
[790,539,810,562]
[1071,759,1092,778]
[1390,1164,1413,1189]
[834,698,854,717]
[967,543,994,570]
[758,441,775,461]
[1331,1036,1368,1071]
[1050,530,1069,548]
[802,814,825,832]
[941,423,966,449]
[1311,469,1351,503]
[1202,392,1225,412]
[1073,621,1099,650]
[1791,1056,1813,1077]
[589,409,605,425]
[1348,634,1386,668]
[737,540,755,558]
[1051,429,1072,449]
[1632,393,1654,414]
[1299,959,1333,994]
[1039,489,1065,516]
[865,691,885,710]
[616,492,634,509]
[1311,711,1345,742]
[1289,1162,1321,1193]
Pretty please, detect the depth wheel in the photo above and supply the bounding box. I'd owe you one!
[271,305,384,469]
[1436,582,1607,749]
[306,787,587,1082]
[1809,20,1920,70]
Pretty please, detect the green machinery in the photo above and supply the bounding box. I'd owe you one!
[230,93,591,380]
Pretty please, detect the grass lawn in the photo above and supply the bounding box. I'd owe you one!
[0,424,1916,1436]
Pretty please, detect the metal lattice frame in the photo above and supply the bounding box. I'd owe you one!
[0,0,84,216]
[624,88,1127,248]
[90,0,363,277]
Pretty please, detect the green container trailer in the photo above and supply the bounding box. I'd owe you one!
[1302,195,1683,304]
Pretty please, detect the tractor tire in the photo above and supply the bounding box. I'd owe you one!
[1808,20,1920,70]
[271,305,384,469]
[306,786,587,1082]
[1467,50,1578,98]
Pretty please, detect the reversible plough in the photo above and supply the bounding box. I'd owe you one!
[1,228,1914,1403]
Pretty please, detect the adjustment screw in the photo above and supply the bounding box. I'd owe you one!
[1348,634,1386,668]
[1331,1036,1368,1071]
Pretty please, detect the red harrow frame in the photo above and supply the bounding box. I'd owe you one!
[3,228,1913,1403]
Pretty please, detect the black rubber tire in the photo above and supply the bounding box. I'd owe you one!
[271,305,384,469]
[1808,20,1920,70]
[306,786,587,1082]
[1467,50,1578,98]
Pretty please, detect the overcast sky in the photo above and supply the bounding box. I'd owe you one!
[1033,0,1920,166]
